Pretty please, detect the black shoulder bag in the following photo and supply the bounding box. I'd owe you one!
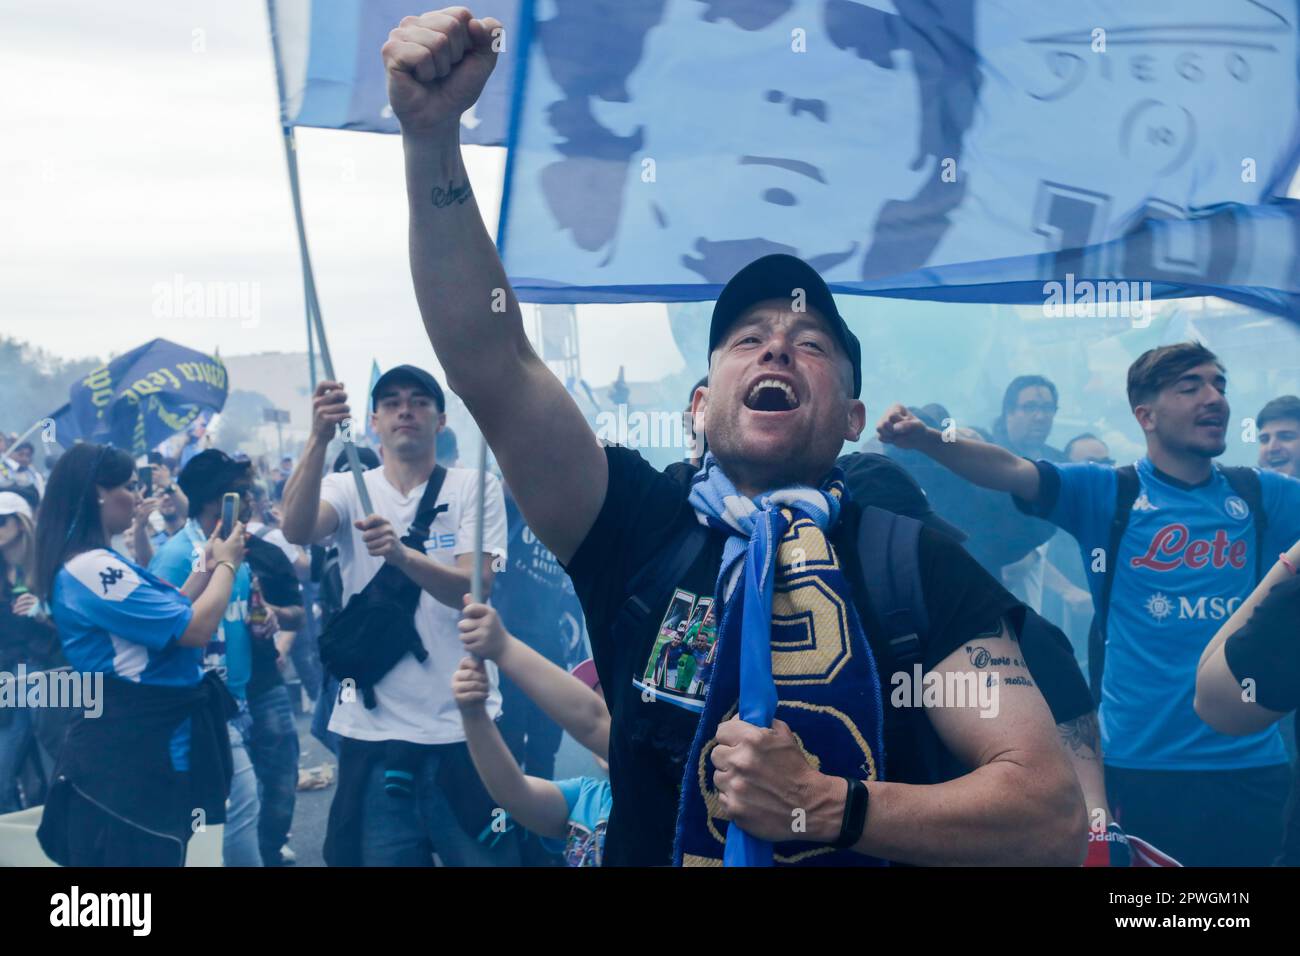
[319,467,448,709]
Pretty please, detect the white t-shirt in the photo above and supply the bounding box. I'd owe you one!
[319,465,507,744]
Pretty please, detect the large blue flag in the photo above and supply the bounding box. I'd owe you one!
[268,0,520,143]
[48,340,229,458]
[498,0,1300,318]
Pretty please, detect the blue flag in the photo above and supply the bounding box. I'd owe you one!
[268,0,520,144]
[498,0,1300,318]
[49,339,229,457]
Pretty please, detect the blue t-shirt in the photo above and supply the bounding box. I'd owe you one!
[149,520,253,701]
[52,548,200,769]
[540,776,612,867]
[1018,457,1300,770]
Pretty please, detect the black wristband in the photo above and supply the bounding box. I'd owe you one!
[833,777,869,849]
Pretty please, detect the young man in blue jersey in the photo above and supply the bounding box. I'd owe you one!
[878,342,1300,866]
[150,449,263,866]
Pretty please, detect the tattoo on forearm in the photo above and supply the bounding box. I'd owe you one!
[431,179,472,208]
[1058,713,1101,760]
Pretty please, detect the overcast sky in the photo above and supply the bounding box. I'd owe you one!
[0,0,683,401]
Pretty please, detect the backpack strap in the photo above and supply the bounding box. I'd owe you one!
[1220,466,1267,583]
[857,506,950,785]
[858,506,929,668]
[1089,464,1140,702]
[612,522,710,651]
[401,466,449,548]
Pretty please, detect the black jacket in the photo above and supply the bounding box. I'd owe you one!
[37,670,235,865]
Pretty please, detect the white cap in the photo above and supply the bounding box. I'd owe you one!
[0,491,33,521]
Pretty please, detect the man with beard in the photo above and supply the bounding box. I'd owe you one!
[380,7,1085,866]
[879,342,1300,865]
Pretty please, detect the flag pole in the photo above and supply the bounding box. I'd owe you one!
[266,1,371,513]
[278,125,374,515]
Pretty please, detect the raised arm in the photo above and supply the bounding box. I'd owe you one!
[384,7,606,565]
[877,403,1042,503]
[452,656,571,840]
[281,381,347,546]
[459,600,610,760]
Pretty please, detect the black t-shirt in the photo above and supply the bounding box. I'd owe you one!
[245,536,304,701]
[1222,574,1300,865]
[564,446,1032,867]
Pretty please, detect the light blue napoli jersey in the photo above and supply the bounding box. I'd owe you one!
[150,520,252,701]
[1019,458,1300,770]
[52,548,199,688]
[539,776,613,868]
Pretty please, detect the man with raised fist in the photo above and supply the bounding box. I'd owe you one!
[386,7,1086,867]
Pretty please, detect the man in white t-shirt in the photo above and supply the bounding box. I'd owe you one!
[281,364,516,866]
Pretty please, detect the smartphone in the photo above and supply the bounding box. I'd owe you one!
[219,492,239,538]
[138,465,153,497]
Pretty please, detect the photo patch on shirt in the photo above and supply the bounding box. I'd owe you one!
[632,589,719,713]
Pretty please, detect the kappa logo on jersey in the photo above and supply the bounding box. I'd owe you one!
[1130,524,1248,572]
[66,551,141,603]
[98,566,125,594]
[1224,496,1250,521]
[1131,493,1158,512]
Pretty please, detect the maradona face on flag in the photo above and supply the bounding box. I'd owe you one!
[501,0,1300,315]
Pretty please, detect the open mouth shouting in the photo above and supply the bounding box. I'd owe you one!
[744,375,801,413]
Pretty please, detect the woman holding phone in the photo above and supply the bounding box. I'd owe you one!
[31,443,247,866]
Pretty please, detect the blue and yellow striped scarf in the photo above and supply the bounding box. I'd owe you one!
[674,452,887,867]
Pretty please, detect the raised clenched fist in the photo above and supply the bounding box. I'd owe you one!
[382,7,503,136]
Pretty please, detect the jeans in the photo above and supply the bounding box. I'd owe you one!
[0,708,34,814]
[1106,763,1292,866]
[224,709,263,866]
[247,684,299,864]
[355,746,521,867]
[292,582,324,702]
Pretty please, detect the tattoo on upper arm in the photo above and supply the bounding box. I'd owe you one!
[1058,712,1101,760]
[963,636,1035,690]
[431,180,472,208]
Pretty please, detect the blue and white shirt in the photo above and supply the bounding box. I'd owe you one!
[540,776,612,868]
[149,520,252,702]
[52,548,199,770]
[1018,457,1300,770]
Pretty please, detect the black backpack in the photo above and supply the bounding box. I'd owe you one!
[609,505,965,786]
[1086,464,1266,703]
[318,467,448,709]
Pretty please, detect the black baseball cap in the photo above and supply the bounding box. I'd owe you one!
[371,364,446,413]
[178,449,253,509]
[709,254,862,399]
